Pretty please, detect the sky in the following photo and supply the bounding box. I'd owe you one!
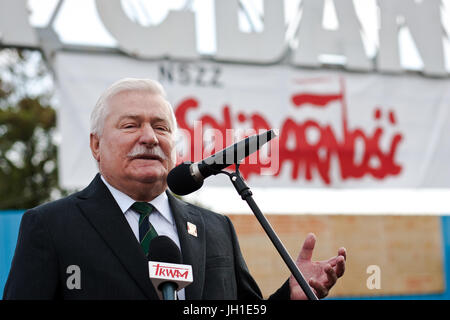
[22,0,450,214]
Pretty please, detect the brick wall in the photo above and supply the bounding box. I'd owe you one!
[228,214,444,298]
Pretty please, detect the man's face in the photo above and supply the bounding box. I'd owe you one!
[90,90,176,197]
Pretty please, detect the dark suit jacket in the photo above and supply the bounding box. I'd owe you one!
[3,174,289,300]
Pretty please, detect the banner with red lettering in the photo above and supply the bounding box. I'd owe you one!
[55,52,450,190]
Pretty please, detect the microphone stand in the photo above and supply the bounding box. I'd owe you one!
[160,282,178,300]
[219,164,318,301]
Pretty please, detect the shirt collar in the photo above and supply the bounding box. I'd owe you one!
[100,175,174,225]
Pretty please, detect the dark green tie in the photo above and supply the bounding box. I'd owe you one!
[131,202,158,256]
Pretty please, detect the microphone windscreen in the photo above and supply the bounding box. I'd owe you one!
[167,161,203,196]
[147,235,182,264]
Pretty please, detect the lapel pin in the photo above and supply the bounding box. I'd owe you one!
[187,222,197,237]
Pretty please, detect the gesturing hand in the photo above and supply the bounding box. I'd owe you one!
[289,233,346,300]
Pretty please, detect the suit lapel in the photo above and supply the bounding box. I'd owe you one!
[168,192,206,300]
[76,174,158,300]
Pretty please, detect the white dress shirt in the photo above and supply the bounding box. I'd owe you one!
[100,175,185,300]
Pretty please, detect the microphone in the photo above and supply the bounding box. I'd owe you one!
[147,236,193,300]
[167,129,277,195]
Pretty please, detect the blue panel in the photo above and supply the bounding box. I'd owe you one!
[0,211,24,296]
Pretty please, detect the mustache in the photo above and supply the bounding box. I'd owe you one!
[127,145,168,160]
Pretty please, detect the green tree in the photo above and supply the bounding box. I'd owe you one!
[0,49,67,209]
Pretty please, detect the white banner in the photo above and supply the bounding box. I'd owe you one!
[55,51,450,190]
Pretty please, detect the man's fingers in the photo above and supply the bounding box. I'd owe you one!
[298,233,316,261]
[338,247,347,261]
[325,264,337,286]
[327,247,347,266]
[335,256,346,278]
[309,278,328,299]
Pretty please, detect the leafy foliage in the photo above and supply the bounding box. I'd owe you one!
[0,49,67,209]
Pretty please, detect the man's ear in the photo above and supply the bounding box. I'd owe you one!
[90,133,101,162]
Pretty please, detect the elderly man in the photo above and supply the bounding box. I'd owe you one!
[3,78,346,300]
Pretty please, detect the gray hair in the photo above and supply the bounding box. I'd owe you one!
[90,78,177,136]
